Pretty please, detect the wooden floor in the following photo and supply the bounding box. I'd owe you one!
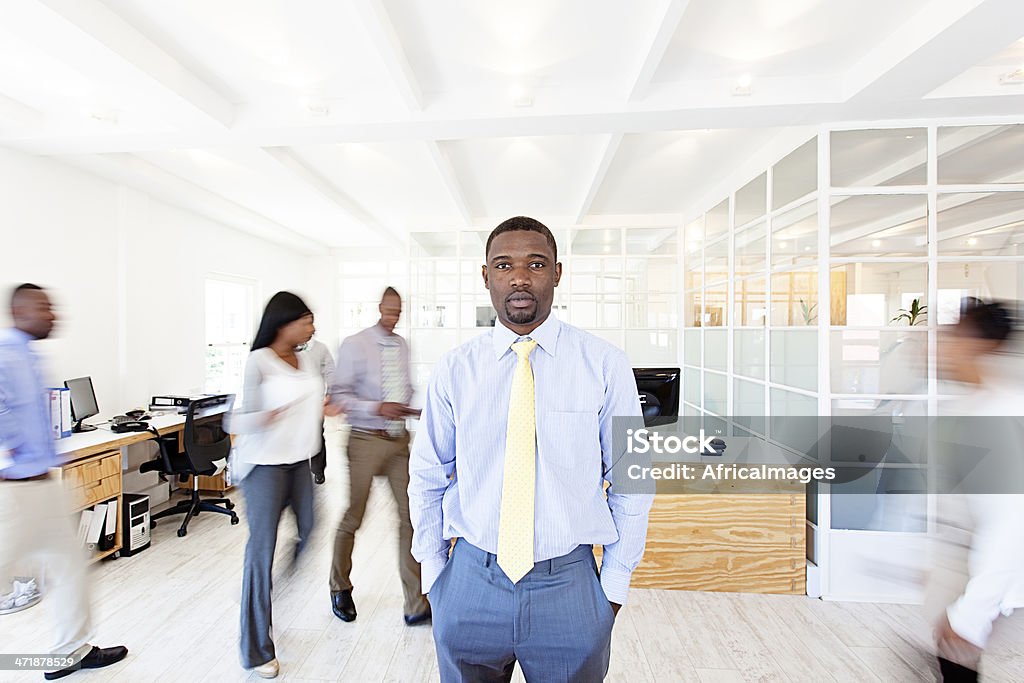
[5,432,1023,682]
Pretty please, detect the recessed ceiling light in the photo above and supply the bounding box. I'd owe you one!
[300,95,330,117]
[967,237,978,246]
[80,107,118,125]
[267,49,289,67]
[509,83,534,108]
[804,246,812,252]
[904,135,914,139]
[733,74,753,96]
[871,239,882,248]
[778,241,788,249]
[998,66,1024,85]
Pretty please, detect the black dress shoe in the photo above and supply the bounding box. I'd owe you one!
[313,472,325,485]
[937,657,978,683]
[331,589,357,622]
[404,605,432,626]
[45,645,128,680]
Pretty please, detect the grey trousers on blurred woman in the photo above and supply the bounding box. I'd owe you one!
[239,462,314,669]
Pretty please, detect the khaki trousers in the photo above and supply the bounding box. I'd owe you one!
[0,476,94,657]
[330,429,428,616]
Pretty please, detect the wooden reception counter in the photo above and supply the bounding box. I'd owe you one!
[627,478,806,594]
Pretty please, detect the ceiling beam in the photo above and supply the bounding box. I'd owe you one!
[60,153,323,253]
[0,101,841,155]
[352,1,473,226]
[7,89,1024,157]
[353,0,423,111]
[426,141,473,226]
[259,147,405,247]
[627,0,692,101]
[932,207,1024,244]
[25,0,234,126]
[0,93,43,129]
[844,0,1024,104]
[575,133,623,223]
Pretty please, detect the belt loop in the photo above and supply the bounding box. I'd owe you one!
[484,551,492,568]
[547,558,554,575]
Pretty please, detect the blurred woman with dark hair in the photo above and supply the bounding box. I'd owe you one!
[227,291,324,679]
[932,299,1024,682]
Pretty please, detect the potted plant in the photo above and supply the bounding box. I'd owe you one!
[798,298,817,325]
[891,298,927,326]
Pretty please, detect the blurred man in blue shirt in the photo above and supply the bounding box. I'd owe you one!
[409,218,654,682]
[0,284,127,680]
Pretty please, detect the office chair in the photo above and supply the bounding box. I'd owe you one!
[140,395,239,537]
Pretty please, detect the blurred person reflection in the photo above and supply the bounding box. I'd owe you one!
[227,291,325,680]
[931,299,1024,682]
[0,283,127,679]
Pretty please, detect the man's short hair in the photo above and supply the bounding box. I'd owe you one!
[381,286,400,301]
[10,283,43,310]
[486,216,558,262]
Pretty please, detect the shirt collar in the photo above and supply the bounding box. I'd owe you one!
[492,312,560,360]
[371,322,398,339]
[0,327,33,347]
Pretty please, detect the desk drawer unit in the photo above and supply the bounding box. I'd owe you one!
[64,451,121,509]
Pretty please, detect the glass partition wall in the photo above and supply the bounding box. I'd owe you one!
[684,122,1024,602]
[334,121,1024,603]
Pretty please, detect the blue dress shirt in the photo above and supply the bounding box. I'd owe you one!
[409,314,654,605]
[0,328,60,478]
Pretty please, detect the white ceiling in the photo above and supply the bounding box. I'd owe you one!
[1,0,1023,252]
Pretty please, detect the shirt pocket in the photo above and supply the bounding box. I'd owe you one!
[538,410,602,472]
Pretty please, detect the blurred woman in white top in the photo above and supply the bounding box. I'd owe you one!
[227,291,324,679]
[933,299,1024,682]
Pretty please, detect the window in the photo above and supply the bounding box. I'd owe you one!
[205,277,255,396]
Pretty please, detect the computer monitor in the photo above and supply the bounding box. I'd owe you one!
[64,376,99,432]
[633,367,680,427]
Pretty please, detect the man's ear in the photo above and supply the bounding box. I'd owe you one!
[481,264,489,290]
[554,262,562,287]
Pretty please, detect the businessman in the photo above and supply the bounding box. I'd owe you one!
[0,284,127,680]
[409,217,654,682]
[328,287,430,625]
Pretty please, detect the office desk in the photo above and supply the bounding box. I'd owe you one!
[55,412,191,461]
[629,479,806,595]
[54,409,229,561]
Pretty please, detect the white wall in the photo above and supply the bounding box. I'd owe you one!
[0,146,331,418]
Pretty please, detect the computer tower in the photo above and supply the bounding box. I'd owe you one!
[121,493,151,556]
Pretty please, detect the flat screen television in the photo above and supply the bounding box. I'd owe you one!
[633,367,680,427]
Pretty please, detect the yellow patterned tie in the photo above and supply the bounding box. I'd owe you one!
[497,338,538,584]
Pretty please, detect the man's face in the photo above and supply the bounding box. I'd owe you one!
[379,294,402,333]
[483,230,561,334]
[13,289,57,340]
